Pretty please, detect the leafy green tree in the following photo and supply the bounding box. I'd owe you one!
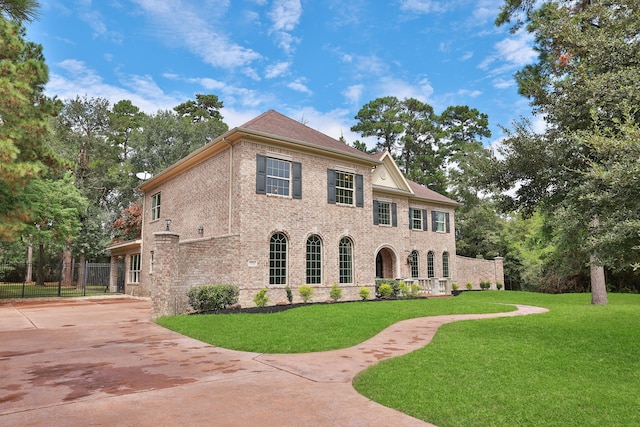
[494,0,640,303]
[0,0,40,22]
[174,93,224,123]
[351,96,405,154]
[0,17,61,240]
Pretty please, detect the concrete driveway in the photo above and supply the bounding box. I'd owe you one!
[0,296,547,426]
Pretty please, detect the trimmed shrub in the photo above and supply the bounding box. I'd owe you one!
[378,283,393,298]
[285,285,293,304]
[298,285,314,303]
[480,280,491,290]
[398,281,410,298]
[253,288,269,307]
[359,286,371,300]
[466,282,473,291]
[410,283,421,297]
[187,284,239,312]
[375,279,400,298]
[452,282,459,291]
[496,282,503,290]
[329,283,342,302]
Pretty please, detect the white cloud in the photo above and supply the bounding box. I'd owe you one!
[398,0,448,14]
[268,0,302,31]
[377,76,434,101]
[265,61,291,79]
[479,30,536,72]
[458,89,482,98]
[492,77,514,89]
[287,78,312,95]
[47,60,181,113]
[460,51,473,61]
[342,84,365,106]
[132,0,261,69]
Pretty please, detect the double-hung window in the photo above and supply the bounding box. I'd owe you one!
[256,154,302,198]
[431,211,450,233]
[409,208,428,230]
[373,200,397,226]
[151,193,161,221]
[327,169,363,207]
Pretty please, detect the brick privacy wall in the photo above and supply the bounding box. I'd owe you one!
[141,139,461,313]
[454,256,504,289]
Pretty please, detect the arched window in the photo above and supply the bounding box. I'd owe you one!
[269,232,287,284]
[427,251,435,278]
[339,237,353,284]
[306,235,322,284]
[409,250,419,278]
[442,252,450,278]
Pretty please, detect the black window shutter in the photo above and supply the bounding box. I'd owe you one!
[431,211,437,231]
[422,209,428,231]
[292,161,302,199]
[408,208,414,229]
[445,212,450,233]
[256,154,266,194]
[355,174,364,207]
[373,200,379,225]
[327,169,336,204]
[391,203,397,227]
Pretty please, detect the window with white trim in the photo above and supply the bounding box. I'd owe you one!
[427,251,435,278]
[266,157,291,196]
[442,252,450,278]
[409,250,419,278]
[151,193,161,221]
[306,235,322,284]
[129,253,141,283]
[339,237,353,284]
[411,209,422,230]
[335,171,354,205]
[378,201,391,225]
[269,233,287,285]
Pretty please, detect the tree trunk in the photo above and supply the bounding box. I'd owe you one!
[62,241,73,288]
[77,253,86,292]
[590,257,608,305]
[590,217,608,305]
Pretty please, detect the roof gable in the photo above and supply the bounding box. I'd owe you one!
[371,151,413,193]
[240,110,373,161]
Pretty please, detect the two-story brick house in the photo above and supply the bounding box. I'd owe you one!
[109,110,503,317]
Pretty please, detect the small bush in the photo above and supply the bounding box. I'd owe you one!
[466,282,473,291]
[398,281,410,298]
[329,283,342,302]
[410,283,421,297]
[359,286,371,300]
[253,288,269,307]
[496,282,503,290]
[298,285,314,303]
[187,284,239,312]
[285,285,293,304]
[452,282,459,291]
[378,283,393,298]
[480,281,491,290]
[375,279,400,298]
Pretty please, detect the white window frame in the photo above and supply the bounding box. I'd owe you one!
[151,193,161,221]
[129,253,141,283]
[335,171,354,205]
[266,157,291,197]
[434,211,446,233]
[378,201,391,226]
[411,208,422,230]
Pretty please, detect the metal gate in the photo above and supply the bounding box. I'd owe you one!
[0,262,125,299]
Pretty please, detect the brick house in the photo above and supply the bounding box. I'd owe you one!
[109,110,503,317]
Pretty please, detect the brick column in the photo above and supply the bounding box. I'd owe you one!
[151,231,180,318]
[494,257,504,289]
[109,255,119,292]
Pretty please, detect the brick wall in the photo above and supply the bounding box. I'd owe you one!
[454,256,504,289]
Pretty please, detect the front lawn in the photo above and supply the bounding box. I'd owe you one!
[155,297,514,353]
[354,292,640,427]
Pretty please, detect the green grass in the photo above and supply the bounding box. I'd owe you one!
[354,292,640,427]
[155,297,515,353]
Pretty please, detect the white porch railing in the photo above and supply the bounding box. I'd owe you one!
[405,277,451,295]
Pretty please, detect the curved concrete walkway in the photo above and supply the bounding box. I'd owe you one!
[0,297,548,426]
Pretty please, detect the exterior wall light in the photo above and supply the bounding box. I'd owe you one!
[197,225,204,235]
[165,218,171,231]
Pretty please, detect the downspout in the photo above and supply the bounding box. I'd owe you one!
[224,137,233,235]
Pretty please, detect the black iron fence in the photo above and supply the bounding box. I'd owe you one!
[0,262,125,299]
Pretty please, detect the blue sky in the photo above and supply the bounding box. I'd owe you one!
[28,0,539,147]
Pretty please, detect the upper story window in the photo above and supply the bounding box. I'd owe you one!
[335,171,354,205]
[431,211,450,233]
[373,200,397,227]
[256,154,302,199]
[409,208,427,231]
[327,169,363,207]
[151,193,161,221]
